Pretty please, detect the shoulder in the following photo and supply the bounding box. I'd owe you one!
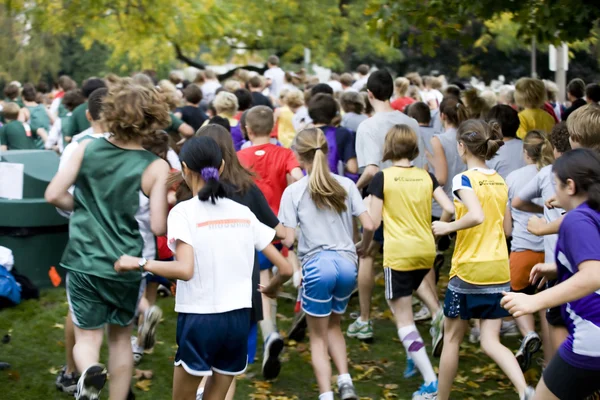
[563,206,598,229]
[452,172,472,189]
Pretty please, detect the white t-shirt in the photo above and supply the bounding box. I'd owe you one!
[168,197,275,314]
[264,67,285,98]
[201,80,221,103]
[327,80,343,93]
[352,75,369,92]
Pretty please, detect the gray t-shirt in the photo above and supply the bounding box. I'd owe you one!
[486,139,525,180]
[432,127,466,217]
[341,112,368,133]
[278,175,366,265]
[506,164,544,252]
[356,110,421,171]
[517,164,564,262]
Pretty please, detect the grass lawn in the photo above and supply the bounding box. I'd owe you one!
[0,258,540,399]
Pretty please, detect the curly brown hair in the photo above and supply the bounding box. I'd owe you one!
[101,78,170,142]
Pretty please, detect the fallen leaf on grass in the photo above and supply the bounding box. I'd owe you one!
[249,395,268,400]
[48,367,61,375]
[135,379,152,392]
[384,384,399,390]
[466,381,480,388]
[287,340,297,347]
[133,369,153,380]
[483,390,501,397]
[360,342,370,352]
[7,371,20,381]
[53,323,64,329]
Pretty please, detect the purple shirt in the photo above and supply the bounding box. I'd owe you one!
[555,202,600,370]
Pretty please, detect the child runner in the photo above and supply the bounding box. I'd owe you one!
[514,78,555,139]
[45,79,171,400]
[512,123,571,355]
[504,130,554,371]
[0,102,36,151]
[485,104,525,180]
[279,127,374,400]
[432,119,534,400]
[115,135,292,400]
[365,124,454,399]
[502,148,600,400]
[63,78,107,141]
[19,83,53,148]
[46,90,86,153]
[237,105,304,380]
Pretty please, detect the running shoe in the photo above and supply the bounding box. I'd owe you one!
[431,310,444,357]
[412,381,438,399]
[500,320,520,337]
[346,318,373,340]
[287,310,307,342]
[414,306,431,322]
[469,326,480,344]
[262,332,284,380]
[138,305,162,351]
[338,381,359,400]
[131,336,144,366]
[75,364,107,400]
[520,386,535,400]
[404,358,418,378]
[515,332,542,372]
[55,366,79,394]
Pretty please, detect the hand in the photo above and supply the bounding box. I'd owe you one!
[355,240,365,258]
[259,283,279,299]
[527,216,547,236]
[530,263,558,289]
[432,221,452,236]
[500,291,542,318]
[114,255,141,273]
[545,195,561,209]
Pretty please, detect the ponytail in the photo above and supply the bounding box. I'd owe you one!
[440,97,468,127]
[197,166,228,204]
[457,119,504,161]
[554,148,600,211]
[523,130,554,170]
[294,128,348,213]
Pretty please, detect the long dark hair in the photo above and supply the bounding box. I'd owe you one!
[179,136,228,203]
[554,148,600,211]
[195,124,255,194]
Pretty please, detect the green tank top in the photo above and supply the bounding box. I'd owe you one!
[61,138,158,282]
[27,104,51,149]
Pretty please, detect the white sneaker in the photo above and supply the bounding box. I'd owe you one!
[131,336,144,365]
[75,364,107,400]
[262,332,284,380]
[500,320,520,337]
[138,305,162,351]
[515,332,542,371]
[414,306,431,322]
[469,326,480,344]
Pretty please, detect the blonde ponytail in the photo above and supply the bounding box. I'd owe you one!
[294,128,348,213]
[524,130,555,170]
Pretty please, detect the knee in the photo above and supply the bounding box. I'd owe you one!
[479,336,497,356]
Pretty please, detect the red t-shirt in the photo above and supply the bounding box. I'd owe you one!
[237,143,300,215]
[391,97,415,112]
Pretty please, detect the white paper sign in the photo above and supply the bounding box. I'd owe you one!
[0,162,24,200]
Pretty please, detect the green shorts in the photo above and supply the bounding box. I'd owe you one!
[66,271,145,330]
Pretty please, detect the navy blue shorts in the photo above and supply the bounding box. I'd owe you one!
[373,224,384,244]
[443,288,509,320]
[175,308,251,376]
[258,243,284,271]
[301,251,357,317]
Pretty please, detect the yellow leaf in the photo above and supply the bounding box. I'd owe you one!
[53,323,64,329]
[484,390,500,397]
[466,381,480,388]
[135,380,152,392]
[384,384,398,390]
[48,367,61,375]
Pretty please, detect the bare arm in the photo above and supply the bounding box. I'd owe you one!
[345,158,359,175]
[512,196,544,214]
[115,241,195,280]
[368,195,383,230]
[281,226,296,249]
[259,243,293,297]
[503,203,513,237]
[502,260,600,317]
[290,167,304,182]
[432,186,454,219]
[142,159,170,236]
[356,164,379,190]
[45,140,89,210]
[430,136,448,185]
[0,145,7,152]
[528,214,563,236]
[178,122,195,137]
[432,189,484,236]
[274,223,286,240]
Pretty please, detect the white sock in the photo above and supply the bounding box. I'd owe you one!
[398,325,437,384]
[260,319,275,342]
[319,391,334,400]
[356,317,368,324]
[270,298,278,331]
[337,373,352,387]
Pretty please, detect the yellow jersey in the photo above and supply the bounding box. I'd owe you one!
[369,166,438,271]
[516,108,555,139]
[450,168,510,285]
[277,106,296,148]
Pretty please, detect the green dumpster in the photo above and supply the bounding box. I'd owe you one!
[0,150,69,289]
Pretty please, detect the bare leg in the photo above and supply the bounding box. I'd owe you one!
[306,314,332,394]
[204,372,235,400]
[72,326,104,374]
[549,324,569,355]
[437,318,469,400]
[145,282,159,307]
[415,269,440,314]
[327,313,349,375]
[538,310,552,366]
[358,242,380,321]
[515,314,536,337]
[173,366,203,400]
[65,311,77,374]
[479,319,527,396]
[225,378,236,400]
[107,324,135,400]
[533,377,559,400]
[259,269,276,341]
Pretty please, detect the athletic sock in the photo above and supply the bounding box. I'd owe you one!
[337,373,352,387]
[356,317,368,325]
[319,391,334,400]
[259,319,275,343]
[270,298,278,332]
[398,325,437,384]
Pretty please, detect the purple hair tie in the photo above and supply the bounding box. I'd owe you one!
[201,167,219,182]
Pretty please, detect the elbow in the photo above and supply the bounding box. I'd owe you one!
[279,260,293,280]
[445,204,455,215]
[473,212,485,226]
[151,221,167,237]
[512,197,524,211]
[45,189,59,206]
[362,218,376,233]
[282,237,294,249]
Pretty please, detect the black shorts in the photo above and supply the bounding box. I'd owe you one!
[384,268,429,300]
[544,352,600,400]
[511,285,537,295]
[546,306,566,327]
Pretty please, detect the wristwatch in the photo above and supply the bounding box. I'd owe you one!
[138,257,148,273]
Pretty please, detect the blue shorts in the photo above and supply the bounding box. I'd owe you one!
[247,322,257,365]
[258,243,283,271]
[301,251,357,317]
[443,288,509,320]
[174,308,251,376]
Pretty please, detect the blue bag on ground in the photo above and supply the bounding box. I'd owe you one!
[0,265,21,305]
